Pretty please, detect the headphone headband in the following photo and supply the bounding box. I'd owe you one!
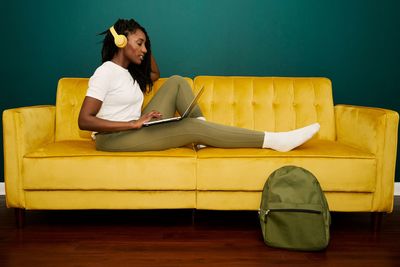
[109,26,127,48]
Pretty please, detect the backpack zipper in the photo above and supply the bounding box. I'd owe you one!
[258,209,270,216]
[268,209,321,214]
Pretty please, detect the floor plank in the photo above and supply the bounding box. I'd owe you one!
[0,196,399,267]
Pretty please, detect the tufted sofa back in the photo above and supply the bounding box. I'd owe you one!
[193,76,335,140]
[55,76,335,141]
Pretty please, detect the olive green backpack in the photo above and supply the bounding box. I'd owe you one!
[259,165,331,251]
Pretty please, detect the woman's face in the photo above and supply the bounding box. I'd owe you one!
[124,29,147,65]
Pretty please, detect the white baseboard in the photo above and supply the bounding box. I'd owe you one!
[0,182,399,196]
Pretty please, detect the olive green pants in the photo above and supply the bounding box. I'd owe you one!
[96,76,264,152]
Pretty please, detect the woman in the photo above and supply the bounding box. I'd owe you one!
[79,18,320,152]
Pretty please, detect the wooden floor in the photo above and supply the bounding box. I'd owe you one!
[0,197,399,267]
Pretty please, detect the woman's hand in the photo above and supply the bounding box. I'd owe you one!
[131,110,162,128]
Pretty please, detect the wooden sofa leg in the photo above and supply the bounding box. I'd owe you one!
[371,212,383,232]
[15,208,25,228]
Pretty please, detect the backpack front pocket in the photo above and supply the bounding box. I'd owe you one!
[259,203,328,251]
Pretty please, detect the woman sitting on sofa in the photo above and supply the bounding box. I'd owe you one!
[78,18,320,152]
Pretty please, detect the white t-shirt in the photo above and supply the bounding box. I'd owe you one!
[86,61,144,122]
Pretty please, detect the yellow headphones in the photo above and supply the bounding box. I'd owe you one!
[109,26,127,48]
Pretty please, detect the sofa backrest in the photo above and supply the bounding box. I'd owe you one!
[55,77,193,141]
[56,78,90,141]
[193,76,335,140]
[55,76,334,141]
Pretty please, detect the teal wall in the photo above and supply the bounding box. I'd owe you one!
[1,0,399,182]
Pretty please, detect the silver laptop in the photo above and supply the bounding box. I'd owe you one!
[143,86,205,126]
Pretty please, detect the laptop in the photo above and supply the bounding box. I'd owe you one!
[143,86,205,126]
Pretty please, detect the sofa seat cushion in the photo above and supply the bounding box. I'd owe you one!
[23,141,197,190]
[196,139,376,192]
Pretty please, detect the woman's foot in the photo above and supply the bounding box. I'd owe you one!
[262,123,320,152]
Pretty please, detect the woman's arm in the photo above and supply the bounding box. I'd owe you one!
[78,96,161,132]
[150,54,160,81]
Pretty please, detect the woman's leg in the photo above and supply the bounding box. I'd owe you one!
[95,118,264,152]
[96,119,319,152]
[143,75,203,118]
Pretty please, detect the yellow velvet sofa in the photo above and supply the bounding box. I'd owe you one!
[3,76,399,227]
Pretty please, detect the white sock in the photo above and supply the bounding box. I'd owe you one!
[196,117,207,149]
[262,123,320,152]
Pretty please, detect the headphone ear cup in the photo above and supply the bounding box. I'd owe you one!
[114,35,127,48]
[109,26,127,48]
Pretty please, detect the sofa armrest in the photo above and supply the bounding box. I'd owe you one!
[335,104,399,211]
[2,105,56,208]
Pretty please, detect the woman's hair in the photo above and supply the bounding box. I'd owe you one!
[101,19,153,93]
